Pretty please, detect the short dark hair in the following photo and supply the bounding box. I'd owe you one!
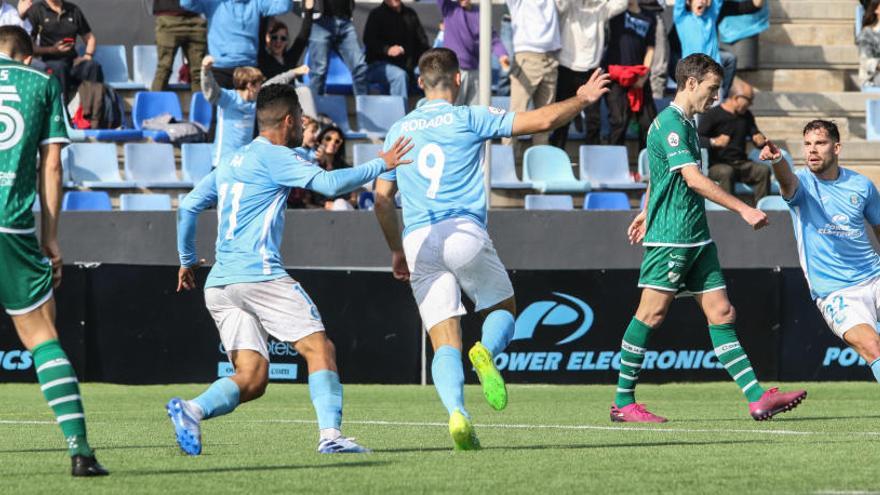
[418,48,459,91]
[674,53,723,89]
[256,84,300,130]
[802,119,840,143]
[0,25,33,58]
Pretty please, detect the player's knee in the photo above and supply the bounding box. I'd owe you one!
[636,306,667,328]
[709,303,736,325]
[236,365,269,400]
[850,333,880,362]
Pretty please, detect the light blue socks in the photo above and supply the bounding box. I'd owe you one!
[871,358,880,383]
[481,310,515,357]
[309,370,343,430]
[432,345,467,417]
[192,377,240,419]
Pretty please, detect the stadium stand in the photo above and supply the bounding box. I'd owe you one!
[181,143,214,184]
[124,143,192,188]
[579,145,646,190]
[522,145,589,193]
[352,143,383,167]
[315,94,365,139]
[637,148,649,181]
[524,194,574,210]
[132,91,183,142]
[356,95,406,136]
[490,144,531,189]
[62,143,136,188]
[756,195,789,211]
[132,45,187,90]
[120,193,173,211]
[583,191,631,210]
[189,92,212,130]
[62,191,113,211]
[303,49,354,95]
[91,45,143,90]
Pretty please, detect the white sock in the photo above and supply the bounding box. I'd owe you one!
[184,400,205,421]
[320,428,342,441]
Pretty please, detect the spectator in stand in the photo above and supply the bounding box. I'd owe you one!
[287,114,322,208]
[309,126,358,209]
[858,0,880,89]
[438,0,509,105]
[697,78,771,203]
[363,0,429,98]
[307,0,368,95]
[258,0,313,81]
[551,0,627,148]
[152,0,207,92]
[639,0,668,99]
[503,0,560,153]
[605,0,656,149]
[180,0,293,89]
[0,0,32,33]
[673,0,764,100]
[27,0,102,102]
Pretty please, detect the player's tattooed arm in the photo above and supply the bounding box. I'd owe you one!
[374,178,410,282]
[760,140,798,200]
[510,69,610,136]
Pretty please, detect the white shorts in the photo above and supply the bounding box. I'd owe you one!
[204,276,325,361]
[816,275,880,340]
[403,218,514,330]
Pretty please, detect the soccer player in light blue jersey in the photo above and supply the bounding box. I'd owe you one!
[167,84,413,455]
[373,48,610,450]
[763,119,880,383]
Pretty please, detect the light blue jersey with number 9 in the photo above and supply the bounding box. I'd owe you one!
[379,99,515,236]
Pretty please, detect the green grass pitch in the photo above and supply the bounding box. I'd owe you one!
[1,382,878,494]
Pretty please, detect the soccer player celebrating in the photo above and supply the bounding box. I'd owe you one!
[169,84,413,455]
[615,53,806,423]
[761,120,880,384]
[373,47,610,449]
[0,26,107,476]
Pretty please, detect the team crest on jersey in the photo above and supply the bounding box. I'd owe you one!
[488,106,506,115]
[850,194,860,206]
[667,132,680,147]
[667,271,681,283]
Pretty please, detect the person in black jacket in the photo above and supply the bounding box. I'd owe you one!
[362,0,429,97]
[152,0,206,92]
[258,0,313,80]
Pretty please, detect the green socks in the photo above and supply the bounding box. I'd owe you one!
[614,318,653,407]
[31,340,93,457]
[709,323,765,402]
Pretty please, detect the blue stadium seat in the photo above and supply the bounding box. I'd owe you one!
[132,45,187,89]
[83,94,144,142]
[357,191,375,210]
[737,148,788,195]
[522,145,589,193]
[132,91,183,142]
[120,193,173,211]
[705,199,726,211]
[356,95,406,136]
[62,191,112,211]
[352,143,383,166]
[314,94,365,138]
[92,45,143,90]
[756,195,789,211]
[303,49,353,95]
[524,194,574,211]
[490,144,531,189]
[62,143,136,188]
[584,191,631,210]
[189,92,212,130]
[865,100,880,141]
[124,143,192,188]
[637,148,649,181]
[181,143,213,183]
[579,145,645,190]
[640,191,647,209]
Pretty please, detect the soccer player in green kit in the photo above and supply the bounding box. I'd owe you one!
[610,53,806,423]
[0,26,107,476]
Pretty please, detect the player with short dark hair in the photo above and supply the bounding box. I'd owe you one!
[761,119,880,385]
[615,53,806,423]
[168,83,413,455]
[0,25,107,477]
[373,47,610,449]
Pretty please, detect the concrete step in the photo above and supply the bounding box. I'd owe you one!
[759,44,858,69]
[751,91,874,117]
[760,22,854,46]
[739,69,853,92]
[769,0,858,22]
[756,116,854,140]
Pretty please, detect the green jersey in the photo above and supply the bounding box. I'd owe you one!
[643,103,712,247]
[0,54,68,233]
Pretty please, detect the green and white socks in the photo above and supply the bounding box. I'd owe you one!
[614,318,652,407]
[32,339,93,457]
[709,323,765,402]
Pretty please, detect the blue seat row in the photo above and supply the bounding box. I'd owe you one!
[90,44,187,91]
[61,142,212,188]
[61,191,174,211]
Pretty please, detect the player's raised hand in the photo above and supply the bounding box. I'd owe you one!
[391,250,410,282]
[627,209,647,245]
[201,55,214,70]
[42,240,63,289]
[575,68,611,106]
[378,136,414,171]
[741,207,769,230]
[177,259,205,292]
[759,139,782,163]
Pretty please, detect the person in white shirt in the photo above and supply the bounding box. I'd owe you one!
[0,0,32,33]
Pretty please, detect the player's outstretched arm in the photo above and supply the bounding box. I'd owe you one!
[177,171,218,291]
[39,143,64,289]
[759,140,799,200]
[307,137,413,197]
[680,165,769,230]
[373,178,410,281]
[510,69,610,136]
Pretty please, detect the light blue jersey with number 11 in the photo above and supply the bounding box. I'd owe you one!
[380,99,515,236]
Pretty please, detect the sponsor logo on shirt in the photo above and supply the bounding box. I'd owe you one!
[0,170,14,186]
[818,213,860,238]
[850,194,861,206]
[399,113,454,132]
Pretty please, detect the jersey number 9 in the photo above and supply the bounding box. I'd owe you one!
[417,143,445,199]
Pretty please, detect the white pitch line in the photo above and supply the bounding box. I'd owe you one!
[237,418,880,437]
[0,420,55,425]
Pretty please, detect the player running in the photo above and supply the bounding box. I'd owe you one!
[373,48,610,450]
[169,84,412,455]
[0,26,107,476]
[761,120,880,384]
[615,53,806,423]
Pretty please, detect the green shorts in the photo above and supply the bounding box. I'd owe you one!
[638,242,726,294]
[0,233,53,315]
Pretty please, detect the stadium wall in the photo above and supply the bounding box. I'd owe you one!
[0,211,874,385]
